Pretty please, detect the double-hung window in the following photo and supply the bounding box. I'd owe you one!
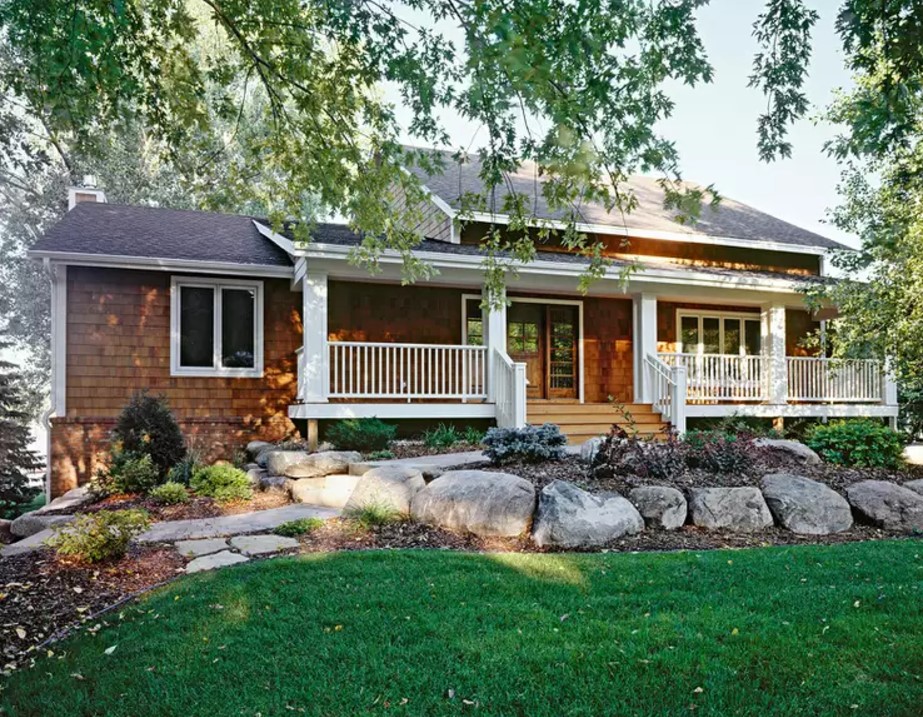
[170,277,264,377]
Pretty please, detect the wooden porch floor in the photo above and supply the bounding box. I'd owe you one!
[526,400,669,444]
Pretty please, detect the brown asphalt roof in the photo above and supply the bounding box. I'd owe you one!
[404,148,847,251]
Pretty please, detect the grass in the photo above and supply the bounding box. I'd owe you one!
[3,541,923,716]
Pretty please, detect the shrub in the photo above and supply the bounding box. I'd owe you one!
[805,419,904,468]
[591,427,687,481]
[274,517,325,537]
[482,423,568,465]
[463,426,486,445]
[190,465,253,502]
[367,449,395,461]
[344,502,402,530]
[48,509,150,563]
[327,418,397,452]
[149,481,190,505]
[113,391,186,477]
[166,452,202,486]
[90,450,162,497]
[684,430,755,474]
[423,423,462,449]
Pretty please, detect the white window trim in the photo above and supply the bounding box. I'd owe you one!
[675,309,762,356]
[170,276,264,378]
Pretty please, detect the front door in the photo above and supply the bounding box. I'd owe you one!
[507,303,545,399]
[506,302,579,400]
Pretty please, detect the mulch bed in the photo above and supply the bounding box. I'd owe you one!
[0,546,184,673]
[385,440,483,460]
[77,491,290,522]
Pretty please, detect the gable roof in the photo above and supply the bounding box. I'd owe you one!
[404,148,847,252]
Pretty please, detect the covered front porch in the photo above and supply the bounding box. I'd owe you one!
[287,269,898,441]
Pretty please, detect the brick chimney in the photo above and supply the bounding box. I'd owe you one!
[67,175,107,210]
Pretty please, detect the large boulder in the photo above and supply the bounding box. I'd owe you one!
[0,518,12,544]
[263,450,310,475]
[10,512,74,538]
[282,451,362,479]
[579,437,605,464]
[411,470,536,537]
[290,474,359,508]
[687,487,774,532]
[344,466,425,516]
[38,486,93,514]
[760,473,852,534]
[845,480,923,532]
[246,440,273,460]
[259,474,294,495]
[628,486,687,530]
[532,481,643,548]
[753,438,822,466]
[904,479,923,497]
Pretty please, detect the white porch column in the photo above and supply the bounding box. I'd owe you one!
[484,284,507,403]
[632,293,657,403]
[301,269,328,403]
[762,303,787,405]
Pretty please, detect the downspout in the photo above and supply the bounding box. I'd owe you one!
[40,257,55,504]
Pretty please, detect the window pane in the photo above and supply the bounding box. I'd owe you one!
[724,319,741,355]
[180,286,214,367]
[466,319,483,346]
[744,320,762,355]
[680,316,698,352]
[702,317,720,354]
[221,288,255,368]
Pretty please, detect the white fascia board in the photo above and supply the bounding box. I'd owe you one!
[28,250,294,279]
[252,219,298,256]
[297,241,813,295]
[462,210,834,257]
[685,403,899,419]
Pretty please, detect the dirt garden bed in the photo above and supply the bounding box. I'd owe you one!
[76,490,291,523]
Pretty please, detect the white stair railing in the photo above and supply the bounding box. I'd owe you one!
[786,357,883,402]
[646,353,687,434]
[494,349,527,428]
[326,341,487,401]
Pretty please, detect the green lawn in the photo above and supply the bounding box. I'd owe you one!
[3,542,923,716]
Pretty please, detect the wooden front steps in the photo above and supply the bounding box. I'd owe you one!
[527,400,670,444]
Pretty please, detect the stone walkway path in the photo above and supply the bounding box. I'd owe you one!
[179,534,301,573]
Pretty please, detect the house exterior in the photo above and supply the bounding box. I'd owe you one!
[31,157,898,498]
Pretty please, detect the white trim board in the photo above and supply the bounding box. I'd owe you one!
[169,276,265,378]
[461,293,585,403]
[684,404,898,419]
[50,262,67,417]
[288,402,496,421]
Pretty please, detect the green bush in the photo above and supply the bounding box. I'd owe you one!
[344,502,402,530]
[166,452,202,486]
[90,451,162,496]
[113,391,186,477]
[190,464,253,502]
[483,423,568,464]
[423,423,463,448]
[367,449,395,461]
[327,418,396,452]
[463,426,486,445]
[149,481,190,505]
[683,430,755,474]
[805,419,905,468]
[274,517,325,537]
[48,509,151,563]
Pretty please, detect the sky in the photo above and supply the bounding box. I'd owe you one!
[392,1,856,248]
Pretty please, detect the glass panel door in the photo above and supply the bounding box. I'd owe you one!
[547,306,577,398]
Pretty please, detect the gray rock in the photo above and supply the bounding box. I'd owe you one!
[259,474,293,494]
[344,466,425,515]
[175,538,229,558]
[10,512,74,538]
[185,550,250,574]
[846,480,923,532]
[904,479,923,497]
[263,450,311,476]
[229,534,299,556]
[760,473,852,534]
[290,474,359,508]
[38,486,92,514]
[687,487,774,532]
[282,451,362,479]
[579,436,606,464]
[628,486,687,530]
[532,481,643,547]
[753,438,822,466]
[245,467,265,487]
[411,470,536,537]
[246,440,273,460]
[0,518,12,544]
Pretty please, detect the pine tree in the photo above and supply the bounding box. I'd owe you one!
[0,339,42,516]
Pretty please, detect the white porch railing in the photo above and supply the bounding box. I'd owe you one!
[786,357,883,403]
[646,353,686,434]
[327,341,488,401]
[659,353,769,402]
[494,349,527,428]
